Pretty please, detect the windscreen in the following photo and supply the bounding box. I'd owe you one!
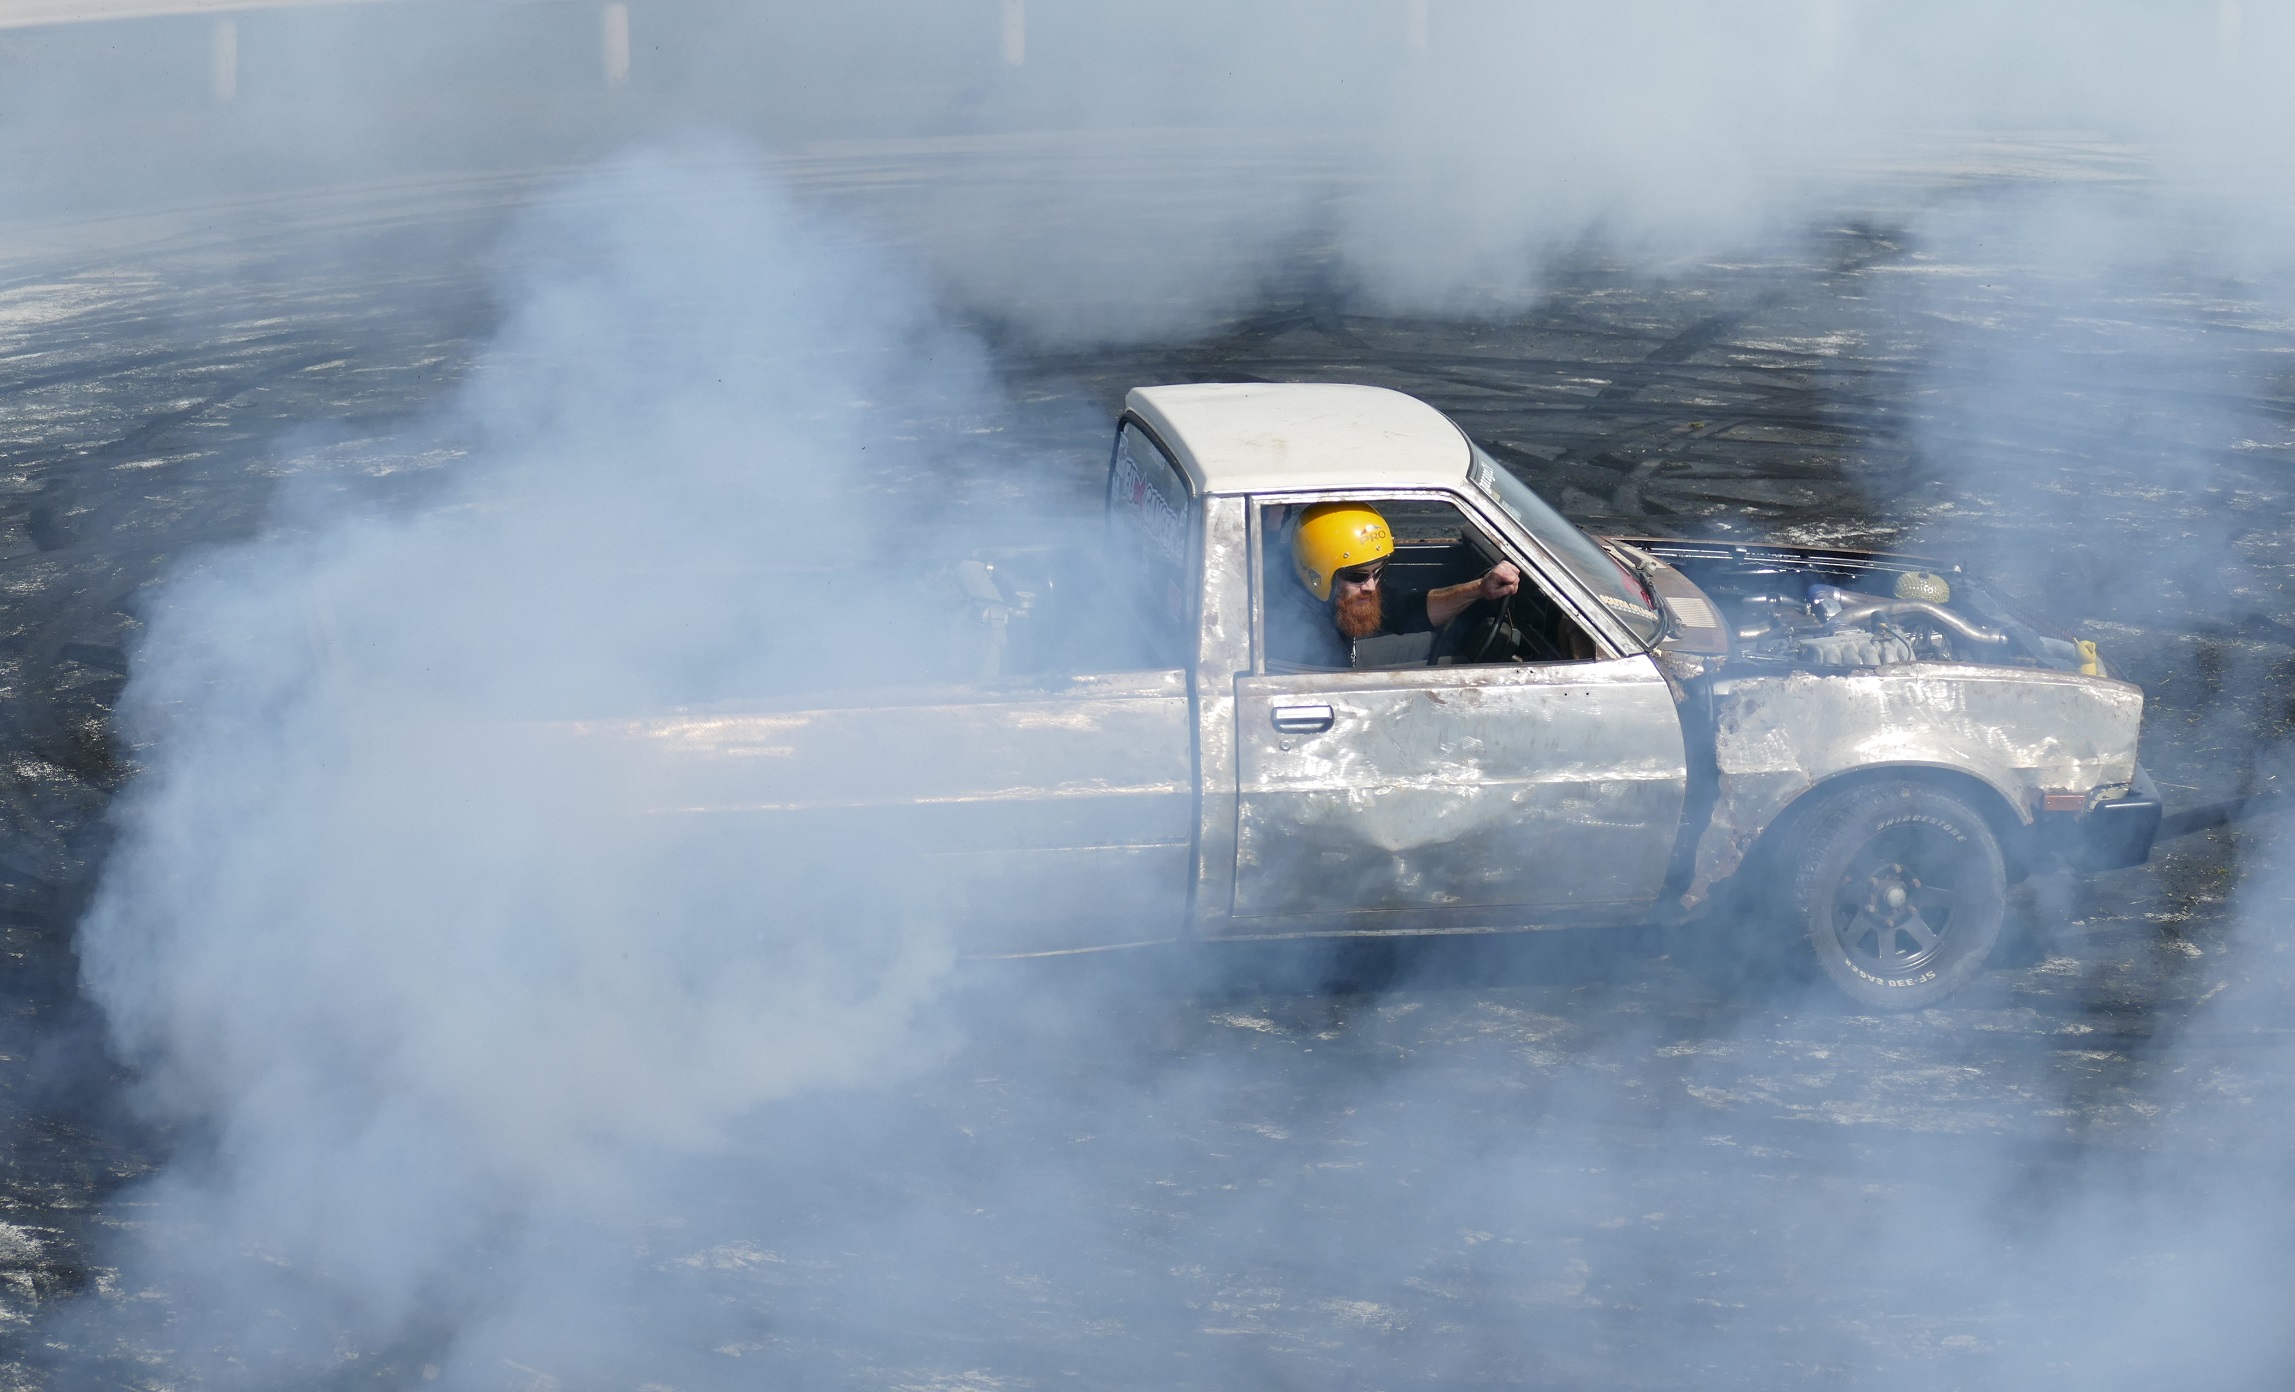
[1465,441,1661,646]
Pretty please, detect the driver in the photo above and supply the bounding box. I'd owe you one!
[1270,502,1522,669]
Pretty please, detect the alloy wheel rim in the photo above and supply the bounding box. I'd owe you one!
[1829,824,1971,979]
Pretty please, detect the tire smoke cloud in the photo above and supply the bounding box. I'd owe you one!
[18,0,2295,1387]
[68,152,1001,1381]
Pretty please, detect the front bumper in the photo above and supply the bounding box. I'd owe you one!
[2039,765,2163,872]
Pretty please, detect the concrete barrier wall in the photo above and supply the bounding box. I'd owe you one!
[0,0,392,28]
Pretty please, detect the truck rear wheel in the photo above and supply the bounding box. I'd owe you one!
[1777,780,2007,1009]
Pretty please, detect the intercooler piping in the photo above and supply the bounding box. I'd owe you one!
[1807,584,2010,646]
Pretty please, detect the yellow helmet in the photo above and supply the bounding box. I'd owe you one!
[1292,502,1394,601]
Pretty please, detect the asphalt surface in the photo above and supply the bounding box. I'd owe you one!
[3,151,2294,1388]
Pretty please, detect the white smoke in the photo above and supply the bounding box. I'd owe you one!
[73,149,989,1377]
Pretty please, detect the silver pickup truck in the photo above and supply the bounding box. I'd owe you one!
[592,383,2160,1008]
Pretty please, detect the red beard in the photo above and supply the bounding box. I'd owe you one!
[1333,587,1383,640]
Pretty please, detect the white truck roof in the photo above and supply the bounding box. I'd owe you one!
[1125,382,1473,497]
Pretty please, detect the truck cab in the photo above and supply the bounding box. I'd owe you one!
[1115,382,1695,940]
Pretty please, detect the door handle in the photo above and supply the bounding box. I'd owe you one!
[1271,703,1335,735]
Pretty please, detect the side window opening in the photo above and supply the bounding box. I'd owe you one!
[1257,496,1598,673]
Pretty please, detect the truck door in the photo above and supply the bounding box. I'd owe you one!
[1226,494,1689,930]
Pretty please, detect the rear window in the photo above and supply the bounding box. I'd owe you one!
[1106,420,1194,664]
[1109,421,1189,564]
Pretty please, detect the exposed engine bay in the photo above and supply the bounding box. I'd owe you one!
[1630,539,2102,677]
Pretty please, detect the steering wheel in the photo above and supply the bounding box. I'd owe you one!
[1434,593,1516,665]
[1431,590,1564,665]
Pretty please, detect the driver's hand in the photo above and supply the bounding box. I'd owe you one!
[1479,561,1522,602]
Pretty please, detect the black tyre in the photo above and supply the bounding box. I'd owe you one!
[1777,780,2008,1009]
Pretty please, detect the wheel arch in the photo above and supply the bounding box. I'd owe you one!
[1754,762,2031,885]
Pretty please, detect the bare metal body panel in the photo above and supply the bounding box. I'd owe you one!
[1687,664,2146,900]
[577,669,1196,954]
[1227,655,1689,931]
[1190,496,1253,934]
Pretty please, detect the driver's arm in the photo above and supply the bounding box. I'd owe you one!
[1425,561,1521,628]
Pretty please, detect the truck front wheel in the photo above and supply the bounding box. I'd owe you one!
[1777,780,2008,1009]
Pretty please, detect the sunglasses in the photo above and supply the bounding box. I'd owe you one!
[1333,561,1386,587]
